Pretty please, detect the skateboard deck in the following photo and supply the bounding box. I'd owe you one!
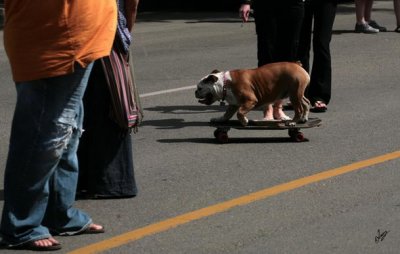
[209,117,322,143]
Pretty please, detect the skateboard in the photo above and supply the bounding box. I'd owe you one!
[210,117,322,143]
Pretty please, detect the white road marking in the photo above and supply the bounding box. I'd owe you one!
[140,86,196,98]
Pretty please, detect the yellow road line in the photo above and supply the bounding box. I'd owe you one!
[69,150,400,254]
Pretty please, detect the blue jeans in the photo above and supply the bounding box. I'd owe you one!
[0,64,94,246]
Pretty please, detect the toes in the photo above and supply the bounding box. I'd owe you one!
[89,223,103,231]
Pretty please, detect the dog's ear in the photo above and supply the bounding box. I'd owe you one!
[211,69,220,74]
[204,74,219,83]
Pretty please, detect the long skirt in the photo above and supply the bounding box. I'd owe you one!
[77,60,138,199]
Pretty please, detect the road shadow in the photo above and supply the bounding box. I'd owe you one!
[141,118,209,129]
[142,104,264,129]
[137,12,242,24]
[157,137,299,144]
[142,105,221,129]
[0,189,3,201]
[332,29,357,34]
[144,105,223,114]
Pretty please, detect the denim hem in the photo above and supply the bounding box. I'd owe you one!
[57,219,92,236]
[1,233,52,247]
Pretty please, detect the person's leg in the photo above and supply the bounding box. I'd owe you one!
[254,2,276,67]
[270,0,304,120]
[298,0,313,73]
[275,1,304,62]
[308,0,337,107]
[355,0,379,33]
[0,79,63,246]
[364,0,373,21]
[394,0,400,29]
[254,2,278,120]
[42,64,97,235]
[0,64,94,246]
[355,0,366,24]
[77,61,107,196]
[77,60,137,198]
[364,0,387,31]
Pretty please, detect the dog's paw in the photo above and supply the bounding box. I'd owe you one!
[239,117,249,126]
[297,117,308,124]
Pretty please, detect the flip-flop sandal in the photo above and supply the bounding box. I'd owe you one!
[11,239,62,251]
[274,114,292,121]
[81,224,105,234]
[310,101,327,112]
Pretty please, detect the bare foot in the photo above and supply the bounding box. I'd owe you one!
[82,223,105,234]
[33,237,60,248]
[13,237,62,251]
[89,223,103,231]
[273,106,291,120]
[263,104,274,120]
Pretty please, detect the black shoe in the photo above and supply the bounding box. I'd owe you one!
[368,20,387,32]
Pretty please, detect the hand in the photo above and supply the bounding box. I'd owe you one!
[239,4,251,22]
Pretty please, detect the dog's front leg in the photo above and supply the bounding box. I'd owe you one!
[211,105,238,122]
[237,103,255,126]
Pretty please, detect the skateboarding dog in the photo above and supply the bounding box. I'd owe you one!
[195,62,311,126]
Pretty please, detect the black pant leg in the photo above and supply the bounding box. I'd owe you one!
[275,0,305,62]
[308,0,337,105]
[254,2,277,66]
[298,0,314,72]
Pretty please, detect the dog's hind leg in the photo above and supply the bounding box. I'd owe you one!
[301,96,311,122]
[291,95,309,124]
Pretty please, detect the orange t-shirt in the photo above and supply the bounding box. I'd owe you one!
[4,0,117,82]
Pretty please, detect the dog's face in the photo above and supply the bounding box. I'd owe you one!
[195,70,223,105]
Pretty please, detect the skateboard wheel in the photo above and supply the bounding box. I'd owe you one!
[288,129,308,142]
[294,132,305,142]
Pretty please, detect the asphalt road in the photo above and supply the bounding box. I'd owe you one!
[1,1,399,253]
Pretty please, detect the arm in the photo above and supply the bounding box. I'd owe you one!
[125,0,140,32]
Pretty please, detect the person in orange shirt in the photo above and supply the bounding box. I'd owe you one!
[0,1,117,251]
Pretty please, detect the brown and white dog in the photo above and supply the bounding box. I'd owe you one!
[195,62,311,126]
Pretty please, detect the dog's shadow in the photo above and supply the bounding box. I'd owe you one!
[142,105,224,129]
[144,105,223,115]
[143,104,298,143]
[157,137,300,144]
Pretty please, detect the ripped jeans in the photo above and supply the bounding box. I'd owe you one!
[0,63,94,246]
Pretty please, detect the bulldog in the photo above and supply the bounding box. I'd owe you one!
[195,62,311,126]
